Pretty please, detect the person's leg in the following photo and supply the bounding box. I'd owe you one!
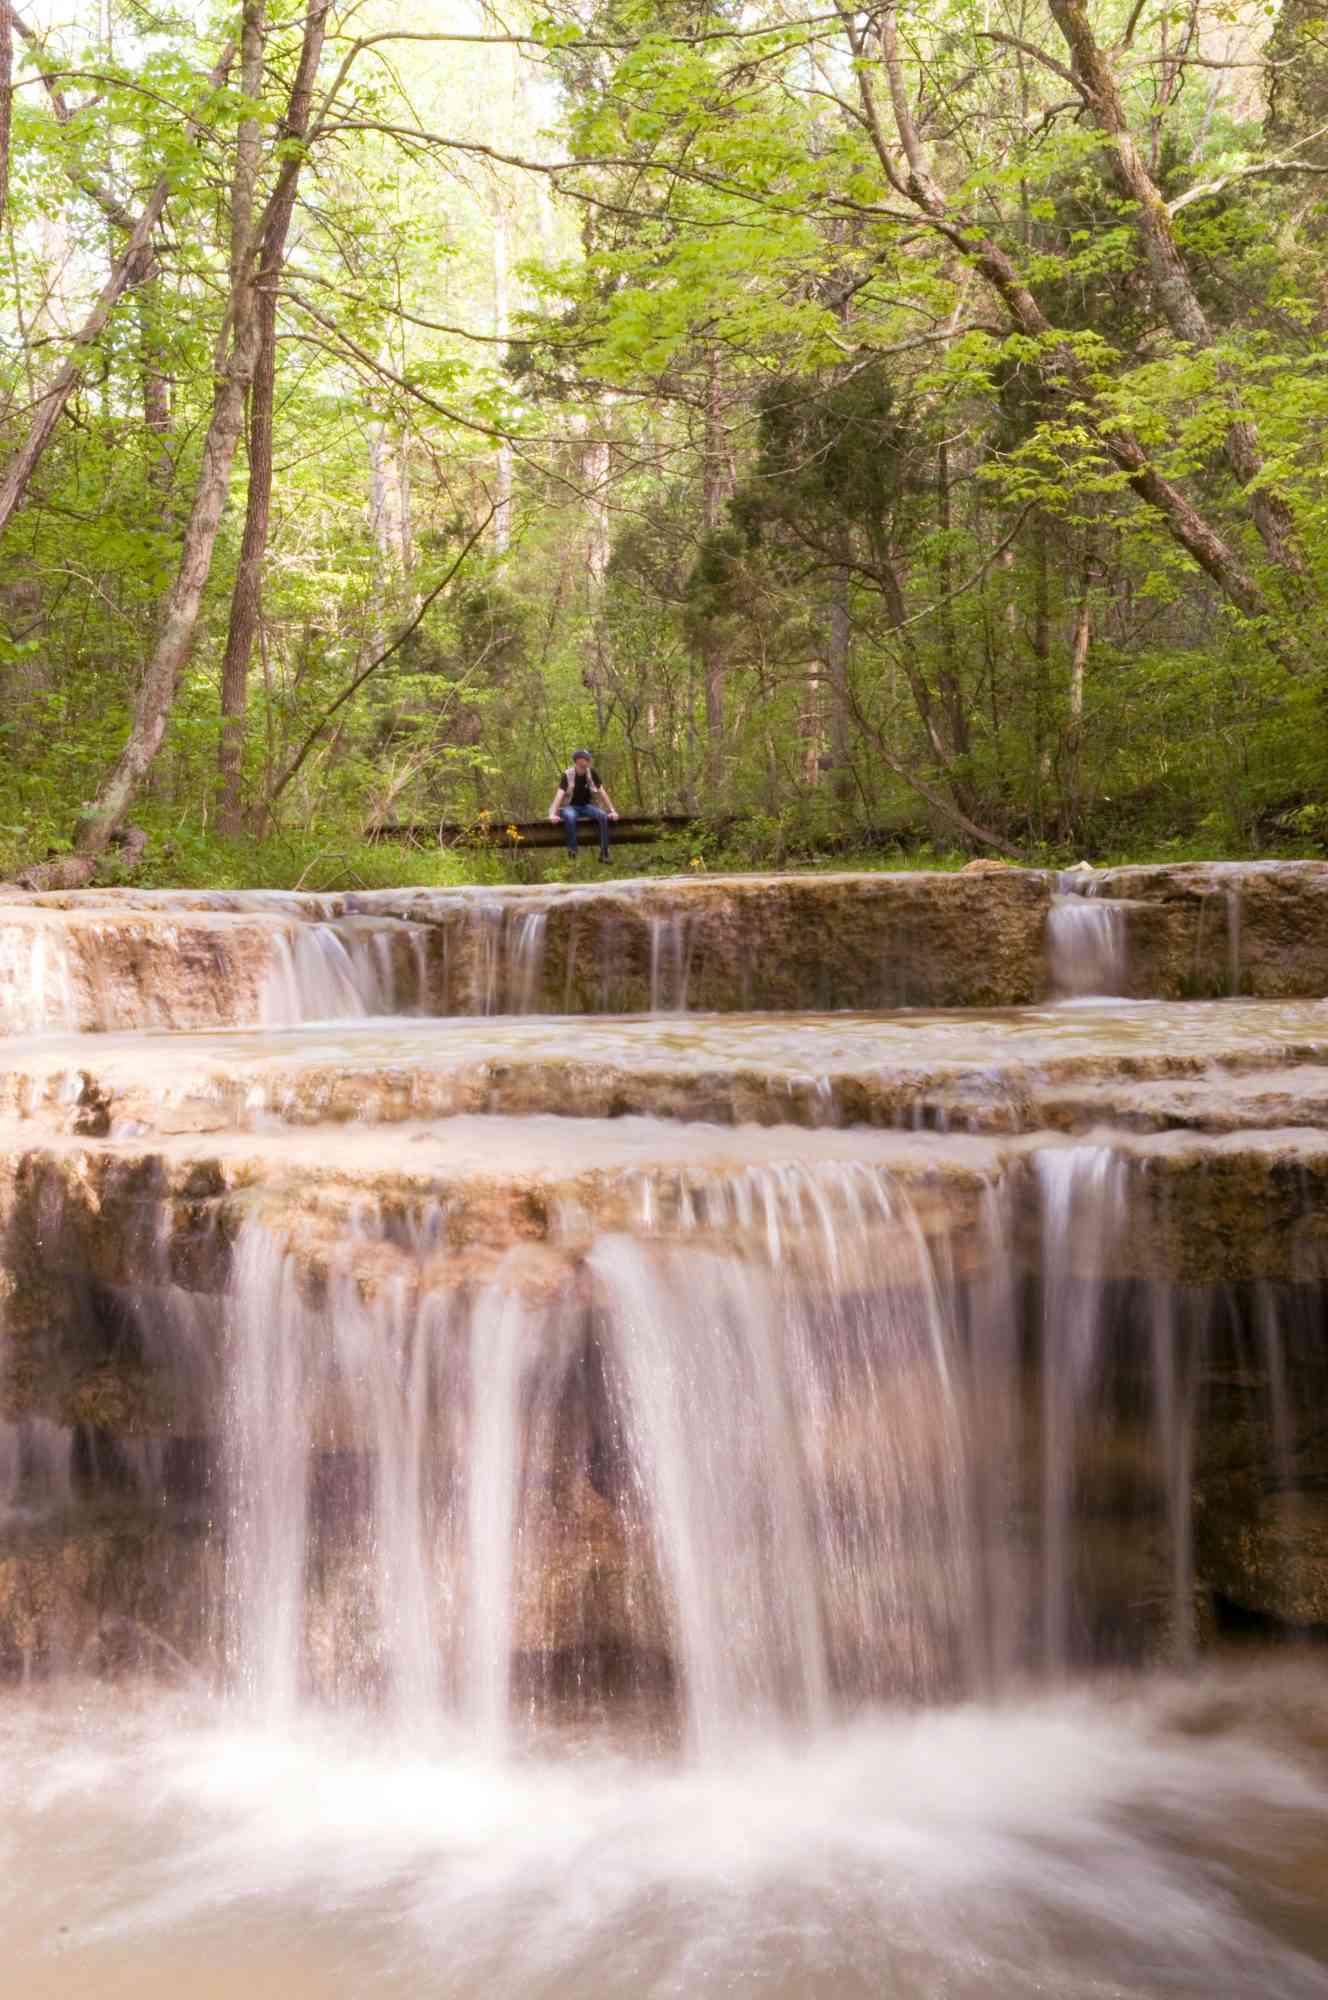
[560,805,579,855]
[586,804,611,860]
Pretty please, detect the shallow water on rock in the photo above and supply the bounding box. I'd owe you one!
[9,997,1328,1139]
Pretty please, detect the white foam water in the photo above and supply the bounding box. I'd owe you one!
[2,1666,1327,1998]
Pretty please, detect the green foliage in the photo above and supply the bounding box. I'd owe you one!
[8,0,1328,884]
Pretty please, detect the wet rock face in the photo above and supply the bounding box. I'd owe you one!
[0,908,273,1033]
[361,870,1055,1013]
[6,868,1328,1702]
[0,1516,218,1679]
[5,860,1328,1029]
[1091,862,1328,999]
[1198,1489,1328,1631]
[0,873,1058,1028]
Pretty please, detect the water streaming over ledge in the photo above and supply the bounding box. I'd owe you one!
[1048,873,1129,998]
[4,871,1328,1994]
[0,1143,1293,1736]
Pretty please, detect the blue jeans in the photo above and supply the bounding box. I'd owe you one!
[561,803,611,857]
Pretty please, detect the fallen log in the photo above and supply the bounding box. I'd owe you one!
[366,814,701,849]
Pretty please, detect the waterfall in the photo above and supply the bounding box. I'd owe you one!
[1227,884,1243,995]
[468,900,506,1014]
[261,919,420,1025]
[591,1237,832,1747]
[463,1272,576,1743]
[7,870,1328,1996]
[1048,874,1128,998]
[1036,1145,1128,1670]
[202,1152,1259,1740]
[0,916,80,1034]
[648,913,693,1013]
[507,910,548,1015]
[224,1226,314,1716]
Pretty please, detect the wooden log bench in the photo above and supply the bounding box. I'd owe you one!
[366,814,701,850]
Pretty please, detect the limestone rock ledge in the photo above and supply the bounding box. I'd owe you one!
[0,1119,1325,1682]
[1091,861,1328,998]
[1,1120,1327,1428]
[4,862,1328,1028]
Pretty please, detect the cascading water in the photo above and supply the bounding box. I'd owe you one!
[162,1147,1307,1739]
[457,901,550,1015]
[260,917,434,1024]
[3,870,1328,1997]
[505,909,549,1014]
[1048,873,1128,998]
[0,916,80,1035]
[1037,1145,1128,1670]
[649,913,694,1013]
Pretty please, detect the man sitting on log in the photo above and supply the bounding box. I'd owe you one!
[549,749,619,862]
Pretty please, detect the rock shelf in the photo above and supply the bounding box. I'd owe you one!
[2,998,1328,1138]
[3,866,1328,1689]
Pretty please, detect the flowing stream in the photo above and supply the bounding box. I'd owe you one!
[1,874,1327,1995]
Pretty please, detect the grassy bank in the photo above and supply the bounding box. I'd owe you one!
[7,821,1327,897]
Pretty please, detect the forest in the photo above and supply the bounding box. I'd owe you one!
[3,0,1328,887]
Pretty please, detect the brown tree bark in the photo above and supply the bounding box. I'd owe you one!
[1045,0,1305,577]
[0,1,12,243]
[935,438,968,757]
[826,561,853,799]
[217,0,331,836]
[701,353,730,790]
[135,258,175,506]
[54,3,267,873]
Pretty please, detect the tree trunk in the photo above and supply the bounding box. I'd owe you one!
[1045,0,1305,577]
[875,548,949,767]
[66,2,266,867]
[935,438,968,756]
[492,189,513,553]
[129,250,175,508]
[826,561,853,800]
[0,0,12,242]
[701,354,730,790]
[216,0,330,836]
[583,416,611,734]
[1062,540,1094,838]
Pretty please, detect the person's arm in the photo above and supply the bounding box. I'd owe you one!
[548,783,567,822]
[595,778,620,819]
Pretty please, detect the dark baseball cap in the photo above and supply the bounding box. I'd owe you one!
[571,748,593,761]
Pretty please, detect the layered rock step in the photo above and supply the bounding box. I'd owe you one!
[4,1106,1327,1378]
[4,864,1328,1709]
[6,860,1328,1032]
[1,1111,1323,1690]
[5,1000,1328,1138]
[0,900,441,1033]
